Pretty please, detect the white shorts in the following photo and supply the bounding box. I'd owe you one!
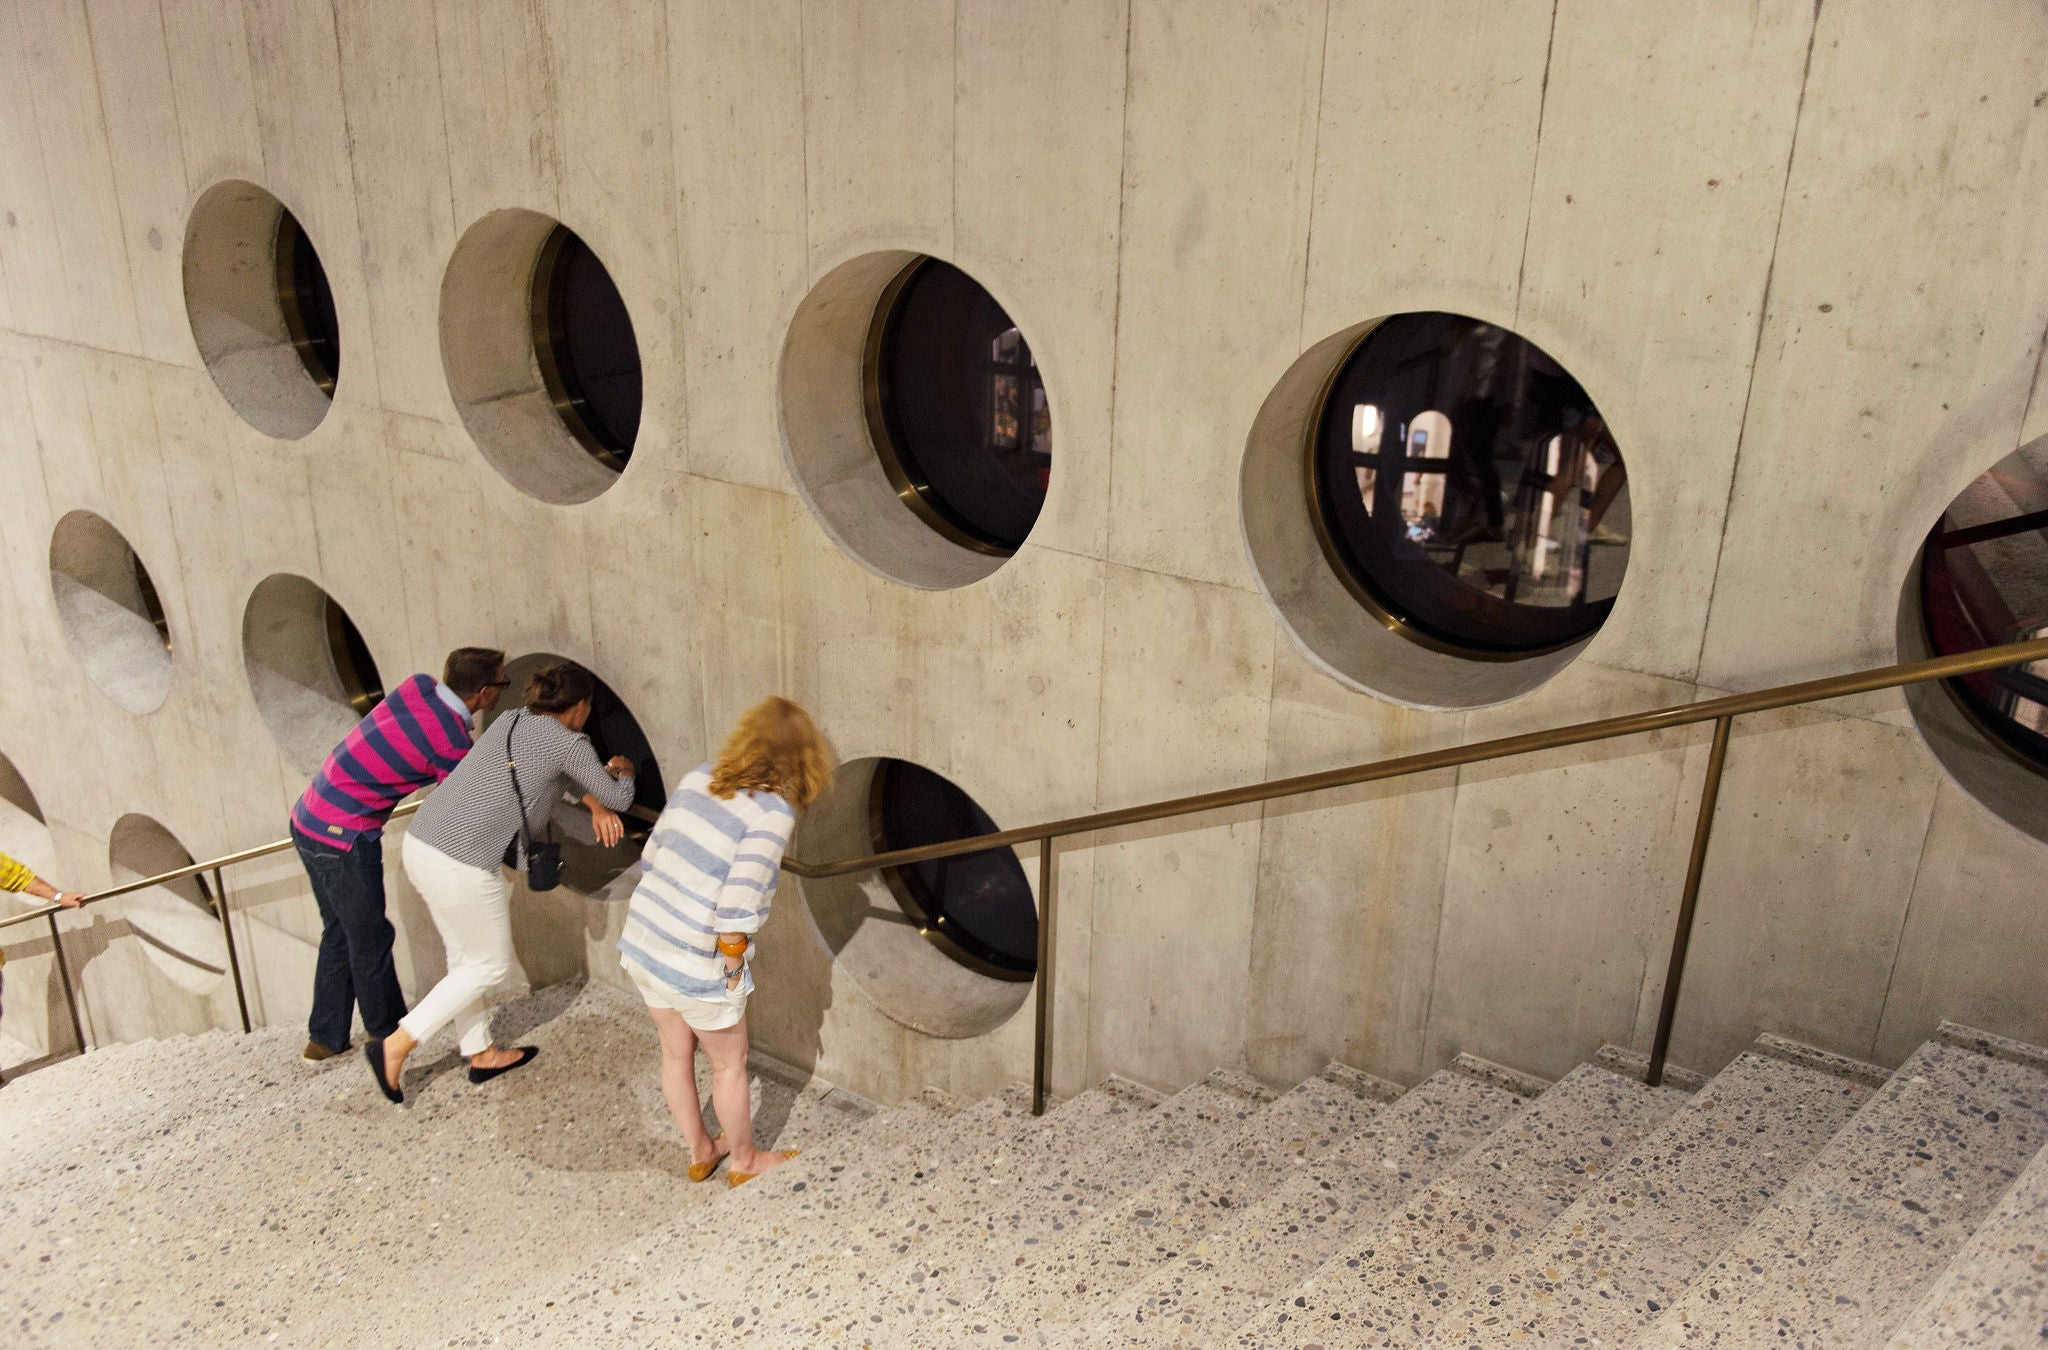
[623,957,746,1032]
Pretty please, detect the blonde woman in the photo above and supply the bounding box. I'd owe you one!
[619,696,830,1186]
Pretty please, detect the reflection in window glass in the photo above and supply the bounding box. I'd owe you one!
[274,209,340,397]
[531,226,642,472]
[868,758,1036,981]
[1312,313,1631,656]
[867,260,1052,555]
[1921,441,2048,771]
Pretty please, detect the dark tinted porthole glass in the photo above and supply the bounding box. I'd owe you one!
[320,596,383,718]
[1920,449,2048,776]
[866,258,1052,555]
[488,654,667,896]
[868,758,1036,981]
[530,226,642,471]
[274,209,339,396]
[1310,313,1630,657]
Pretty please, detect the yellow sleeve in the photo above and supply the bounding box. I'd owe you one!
[0,850,35,893]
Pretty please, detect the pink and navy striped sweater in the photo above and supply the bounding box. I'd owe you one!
[291,674,473,851]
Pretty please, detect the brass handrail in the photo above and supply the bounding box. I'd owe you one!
[782,637,2048,880]
[7,638,2045,1102]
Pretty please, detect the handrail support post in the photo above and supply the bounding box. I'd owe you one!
[1648,714,1734,1087]
[46,910,86,1057]
[1032,835,1057,1116]
[214,867,252,1034]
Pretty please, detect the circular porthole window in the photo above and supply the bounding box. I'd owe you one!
[105,813,226,997]
[441,210,642,503]
[1901,435,2048,840]
[484,653,666,898]
[242,574,385,775]
[183,180,341,439]
[868,259,1052,555]
[792,757,1033,1039]
[782,251,1051,588]
[1244,313,1628,707]
[868,759,1038,980]
[48,510,174,715]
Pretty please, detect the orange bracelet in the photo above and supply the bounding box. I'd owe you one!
[716,934,750,958]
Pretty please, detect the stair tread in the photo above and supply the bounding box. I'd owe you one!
[1634,1035,2048,1346]
[1235,1060,1687,1346]
[1882,1123,2048,1347]
[1073,1064,1527,1349]
[0,982,863,1349]
[926,1070,1387,1345]
[791,1077,1272,1346]
[490,1082,1158,1344]
[1429,1044,1876,1346]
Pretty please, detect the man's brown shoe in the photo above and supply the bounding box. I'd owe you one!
[303,1040,343,1062]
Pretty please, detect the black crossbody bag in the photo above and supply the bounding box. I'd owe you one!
[503,711,563,892]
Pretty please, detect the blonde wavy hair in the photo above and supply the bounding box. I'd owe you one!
[707,696,833,810]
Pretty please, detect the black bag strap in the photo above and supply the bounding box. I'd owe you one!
[505,711,537,861]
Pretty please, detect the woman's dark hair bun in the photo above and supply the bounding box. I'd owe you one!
[525,661,596,715]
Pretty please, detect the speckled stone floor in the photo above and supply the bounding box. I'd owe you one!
[0,981,870,1348]
[8,1005,2048,1349]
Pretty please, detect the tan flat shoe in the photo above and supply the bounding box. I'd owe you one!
[727,1149,799,1189]
[687,1132,726,1183]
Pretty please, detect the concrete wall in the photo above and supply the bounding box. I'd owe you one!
[1,0,2044,1103]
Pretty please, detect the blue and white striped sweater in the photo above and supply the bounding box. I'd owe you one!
[619,765,795,1001]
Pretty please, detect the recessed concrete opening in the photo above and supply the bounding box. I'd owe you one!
[791,756,1033,1039]
[440,211,642,504]
[1242,317,1622,709]
[780,251,1049,589]
[242,574,385,776]
[1901,432,2048,842]
[106,813,225,996]
[182,180,340,439]
[484,653,667,899]
[48,510,174,715]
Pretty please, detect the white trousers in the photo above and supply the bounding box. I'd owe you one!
[399,833,518,1058]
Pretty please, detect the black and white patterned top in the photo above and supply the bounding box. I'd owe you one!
[409,709,636,871]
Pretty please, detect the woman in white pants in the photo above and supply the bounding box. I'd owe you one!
[366,662,637,1103]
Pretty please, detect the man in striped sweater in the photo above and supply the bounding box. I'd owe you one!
[291,647,507,1062]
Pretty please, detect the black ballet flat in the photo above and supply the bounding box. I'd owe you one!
[467,1045,539,1085]
[364,1040,403,1104]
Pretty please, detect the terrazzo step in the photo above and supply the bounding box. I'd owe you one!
[1882,1101,2048,1347]
[871,1070,1286,1348]
[1235,1059,1688,1347]
[0,981,873,1348]
[955,1064,1399,1348]
[0,1024,307,1192]
[1428,1038,1881,1346]
[1633,1024,2048,1346]
[1068,1056,1532,1349]
[763,1073,1244,1347]
[478,1077,1163,1345]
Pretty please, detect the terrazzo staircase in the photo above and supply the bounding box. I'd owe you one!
[6,987,2048,1349]
[0,981,876,1347]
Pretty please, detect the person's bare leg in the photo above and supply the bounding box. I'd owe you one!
[381,1027,416,1083]
[698,1016,791,1176]
[648,1005,725,1168]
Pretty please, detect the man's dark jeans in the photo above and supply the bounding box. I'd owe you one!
[296,828,406,1051]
